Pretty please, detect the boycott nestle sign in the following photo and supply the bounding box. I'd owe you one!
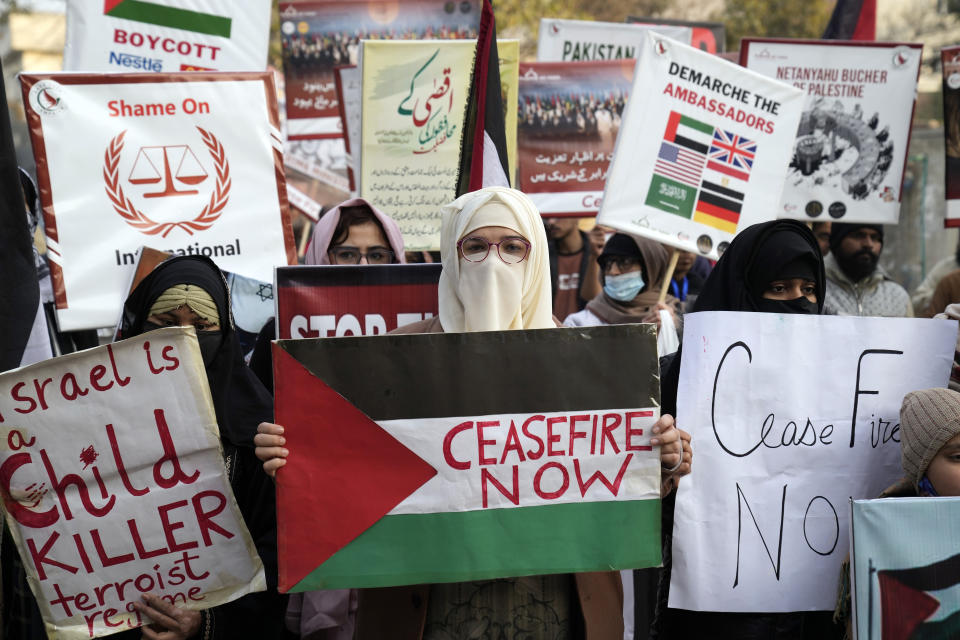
[273,325,663,592]
[0,328,263,639]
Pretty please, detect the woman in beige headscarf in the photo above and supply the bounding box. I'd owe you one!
[255,187,690,639]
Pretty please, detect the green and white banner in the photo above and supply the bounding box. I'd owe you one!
[64,0,271,73]
[272,325,663,591]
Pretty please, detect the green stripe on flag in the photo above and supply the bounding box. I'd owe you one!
[680,114,713,135]
[107,0,232,38]
[290,499,661,591]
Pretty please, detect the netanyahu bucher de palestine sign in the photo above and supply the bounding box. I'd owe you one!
[20,72,296,331]
[598,33,804,260]
[0,328,264,639]
[272,325,663,592]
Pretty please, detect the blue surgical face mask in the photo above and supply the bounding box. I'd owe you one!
[603,271,645,302]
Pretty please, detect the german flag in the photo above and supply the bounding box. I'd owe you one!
[693,179,744,233]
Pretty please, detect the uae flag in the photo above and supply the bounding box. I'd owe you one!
[0,58,48,373]
[878,554,960,640]
[823,0,876,40]
[273,325,663,592]
[455,0,510,196]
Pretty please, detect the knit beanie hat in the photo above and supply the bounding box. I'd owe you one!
[900,387,960,489]
[829,223,884,253]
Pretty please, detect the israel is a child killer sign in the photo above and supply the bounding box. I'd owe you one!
[20,72,296,331]
[0,328,263,639]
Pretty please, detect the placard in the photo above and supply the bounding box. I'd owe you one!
[334,65,361,194]
[518,60,634,216]
[273,325,661,591]
[20,72,295,331]
[359,39,519,251]
[669,312,956,612]
[279,0,480,140]
[851,497,960,640]
[741,39,922,225]
[275,263,441,339]
[0,328,264,639]
[598,33,805,259]
[537,18,691,62]
[627,17,725,54]
[64,0,270,73]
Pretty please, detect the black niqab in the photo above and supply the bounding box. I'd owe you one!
[119,255,272,448]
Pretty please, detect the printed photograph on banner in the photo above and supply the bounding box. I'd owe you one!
[668,313,956,613]
[64,0,271,73]
[275,264,440,339]
[279,0,480,140]
[20,72,295,331]
[284,137,351,196]
[272,325,662,591]
[359,39,518,251]
[943,46,960,228]
[851,498,960,640]
[0,328,265,639]
[518,60,634,216]
[742,39,923,225]
[598,33,805,259]
[536,18,691,62]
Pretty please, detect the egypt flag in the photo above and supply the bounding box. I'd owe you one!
[0,58,49,372]
[272,325,662,591]
[877,554,960,640]
[455,0,510,196]
[823,0,876,40]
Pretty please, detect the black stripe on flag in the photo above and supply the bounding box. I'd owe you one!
[698,189,743,214]
[700,180,744,202]
[674,135,709,155]
[277,325,659,420]
[880,553,960,591]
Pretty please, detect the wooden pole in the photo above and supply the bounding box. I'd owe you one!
[657,248,680,305]
[297,218,313,259]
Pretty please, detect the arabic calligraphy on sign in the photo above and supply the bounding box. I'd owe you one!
[397,49,459,154]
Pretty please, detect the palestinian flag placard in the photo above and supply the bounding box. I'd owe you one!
[273,325,662,592]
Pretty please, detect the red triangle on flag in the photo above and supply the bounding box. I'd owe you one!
[878,571,940,640]
[272,344,437,592]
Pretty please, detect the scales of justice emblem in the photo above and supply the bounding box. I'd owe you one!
[103,126,231,237]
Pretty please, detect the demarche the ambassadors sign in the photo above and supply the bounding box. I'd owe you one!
[20,72,296,332]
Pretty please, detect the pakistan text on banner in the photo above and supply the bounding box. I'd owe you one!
[274,264,440,339]
[598,33,804,260]
[668,312,956,613]
[741,39,923,225]
[272,325,662,591]
[943,46,960,228]
[518,60,634,216]
[64,0,270,73]
[850,497,960,640]
[279,0,481,140]
[20,72,296,332]
[626,17,725,54]
[536,18,691,62]
[0,328,264,639]
[359,40,519,251]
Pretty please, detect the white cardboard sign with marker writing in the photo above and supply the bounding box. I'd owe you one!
[669,312,956,612]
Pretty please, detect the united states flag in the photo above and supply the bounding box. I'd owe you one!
[707,129,756,181]
[654,141,706,187]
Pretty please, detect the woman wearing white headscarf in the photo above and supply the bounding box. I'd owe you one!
[256,187,690,639]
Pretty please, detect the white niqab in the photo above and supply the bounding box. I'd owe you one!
[439,187,553,332]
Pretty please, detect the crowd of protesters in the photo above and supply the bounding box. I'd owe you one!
[519,92,628,137]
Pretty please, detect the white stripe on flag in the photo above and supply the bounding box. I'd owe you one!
[481,130,509,188]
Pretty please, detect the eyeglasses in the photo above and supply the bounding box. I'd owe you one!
[599,256,642,273]
[457,236,531,265]
[329,246,395,265]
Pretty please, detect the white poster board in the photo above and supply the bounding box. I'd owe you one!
[337,65,362,195]
[0,327,264,639]
[20,72,295,331]
[669,312,957,612]
[537,18,691,61]
[64,0,270,73]
[741,39,922,224]
[598,33,805,260]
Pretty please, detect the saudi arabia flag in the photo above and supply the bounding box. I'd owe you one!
[273,325,663,592]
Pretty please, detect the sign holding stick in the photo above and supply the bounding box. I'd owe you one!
[0,327,264,639]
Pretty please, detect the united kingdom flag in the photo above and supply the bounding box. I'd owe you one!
[707,129,756,182]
